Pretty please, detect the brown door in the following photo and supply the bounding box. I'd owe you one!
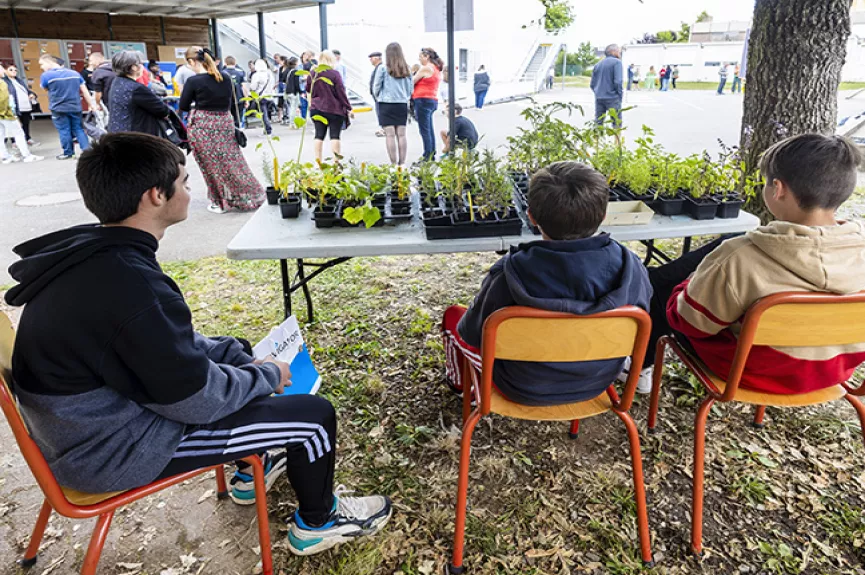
[20,39,63,113]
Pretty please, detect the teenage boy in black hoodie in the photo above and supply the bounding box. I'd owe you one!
[442,161,652,406]
[4,133,390,557]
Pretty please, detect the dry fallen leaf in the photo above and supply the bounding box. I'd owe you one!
[197,489,214,504]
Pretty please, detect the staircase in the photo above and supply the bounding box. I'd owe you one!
[219,18,370,108]
[520,44,552,83]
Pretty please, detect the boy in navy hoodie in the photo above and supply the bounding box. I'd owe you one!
[442,161,652,406]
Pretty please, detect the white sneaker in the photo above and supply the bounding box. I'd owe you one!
[22,155,44,163]
[1,157,13,165]
[207,204,228,214]
[617,357,654,395]
[287,486,392,556]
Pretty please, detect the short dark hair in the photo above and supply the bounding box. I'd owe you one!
[333,50,341,56]
[759,134,862,210]
[451,102,463,115]
[76,133,186,224]
[528,161,608,240]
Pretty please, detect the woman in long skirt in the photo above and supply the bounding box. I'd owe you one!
[178,46,263,213]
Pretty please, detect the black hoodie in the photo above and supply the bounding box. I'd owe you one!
[457,234,652,406]
[5,225,280,493]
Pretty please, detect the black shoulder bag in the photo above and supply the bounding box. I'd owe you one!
[230,78,248,148]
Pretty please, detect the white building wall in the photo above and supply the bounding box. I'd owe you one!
[624,39,865,83]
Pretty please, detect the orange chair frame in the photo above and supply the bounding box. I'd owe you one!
[647,291,865,556]
[0,314,273,575]
[449,306,654,574]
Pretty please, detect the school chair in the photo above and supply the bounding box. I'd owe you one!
[0,312,273,575]
[449,306,654,574]
[646,291,865,556]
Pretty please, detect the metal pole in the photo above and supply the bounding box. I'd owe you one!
[210,18,221,60]
[319,2,328,50]
[561,46,566,90]
[446,0,456,148]
[257,11,266,59]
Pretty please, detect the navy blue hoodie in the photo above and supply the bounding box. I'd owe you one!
[457,234,651,406]
[5,225,281,493]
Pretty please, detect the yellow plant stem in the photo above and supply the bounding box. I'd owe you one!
[466,189,475,222]
[273,157,280,191]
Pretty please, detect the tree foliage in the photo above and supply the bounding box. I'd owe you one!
[555,41,599,71]
[636,11,710,44]
[538,0,574,34]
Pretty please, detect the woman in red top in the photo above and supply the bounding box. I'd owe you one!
[309,50,354,162]
[412,47,443,161]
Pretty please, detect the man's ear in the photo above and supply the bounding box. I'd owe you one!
[141,187,167,210]
[526,208,537,227]
[772,178,789,202]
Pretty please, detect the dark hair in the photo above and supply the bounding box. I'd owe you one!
[759,134,862,210]
[76,133,186,224]
[421,47,444,71]
[333,50,341,56]
[528,161,608,240]
[288,56,299,68]
[451,102,463,115]
[385,42,411,79]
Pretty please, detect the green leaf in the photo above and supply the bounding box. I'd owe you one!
[313,64,332,73]
[726,449,746,460]
[312,114,329,125]
[255,143,263,151]
[294,117,306,128]
[362,206,381,228]
[342,206,363,225]
[295,70,310,77]
[756,455,778,468]
[240,96,251,103]
[249,90,260,99]
[318,76,334,86]
[245,110,262,119]
[271,136,280,142]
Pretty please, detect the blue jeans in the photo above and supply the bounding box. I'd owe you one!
[299,95,309,119]
[731,77,742,93]
[595,98,622,127]
[414,98,438,160]
[717,78,727,94]
[474,90,488,109]
[51,111,90,157]
[660,78,669,91]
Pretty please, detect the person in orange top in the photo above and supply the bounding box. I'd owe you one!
[412,47,443,161]
[630,134,865,395]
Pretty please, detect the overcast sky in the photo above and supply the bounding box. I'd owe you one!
[563,0,757,47]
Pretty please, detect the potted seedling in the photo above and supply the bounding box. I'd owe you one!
[648,152,686,216]
[243,90,283,204]
[683,152,720,220]
[275,160,308,218]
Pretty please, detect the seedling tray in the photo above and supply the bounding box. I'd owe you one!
[683,195,719,220]
[602,201,655,226]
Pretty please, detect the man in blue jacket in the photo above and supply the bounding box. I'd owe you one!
[590,44,624,127]
[441,161,652,406]
[5,133,391,557]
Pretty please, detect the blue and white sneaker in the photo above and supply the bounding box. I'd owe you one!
[287,486,392,556]
[229,452,287,505]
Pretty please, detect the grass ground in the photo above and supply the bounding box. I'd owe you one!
[554,78,865,91]
[155,237,865,575]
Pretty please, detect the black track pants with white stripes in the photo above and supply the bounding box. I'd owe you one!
[156,394,337,525]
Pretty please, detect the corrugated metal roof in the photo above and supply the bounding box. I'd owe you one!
[0,0,328,20]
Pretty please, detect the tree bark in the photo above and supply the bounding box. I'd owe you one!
[741,0,852,223]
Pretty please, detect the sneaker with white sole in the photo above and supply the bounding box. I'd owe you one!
[228,452,287,505]
[207,204,228,214]
[617,357,654,395]
[1,157,13,164]
[22,155,44,163]
[287,486,392,556]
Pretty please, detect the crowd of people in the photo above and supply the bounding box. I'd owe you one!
[625,61,743,93]
[2,44,484,208]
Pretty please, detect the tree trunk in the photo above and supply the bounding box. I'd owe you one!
[741,0,852,223]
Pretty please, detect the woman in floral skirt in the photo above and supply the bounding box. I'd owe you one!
[179,46,263,213]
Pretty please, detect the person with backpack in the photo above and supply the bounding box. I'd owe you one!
[249,58,275,135]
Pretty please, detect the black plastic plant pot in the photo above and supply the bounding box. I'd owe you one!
[609,189,621,202]
[648,195,684,216]
[713,193,745,219]
[390,200,413,216]
[265,187,280,205]
[278,196,301,219]
[313,205,338,228]
[684,195,719,220]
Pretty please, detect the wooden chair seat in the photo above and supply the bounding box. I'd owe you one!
[61,487,125,507]
[489,387,612,421]
[683,348,846,407]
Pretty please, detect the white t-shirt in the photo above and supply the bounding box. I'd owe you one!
[174,65,196,90]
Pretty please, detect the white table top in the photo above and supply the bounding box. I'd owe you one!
[227,201,761,260]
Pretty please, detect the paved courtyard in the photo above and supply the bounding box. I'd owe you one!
[7,87,865,284]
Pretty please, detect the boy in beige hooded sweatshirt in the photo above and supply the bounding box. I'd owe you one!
[635,134,865,395]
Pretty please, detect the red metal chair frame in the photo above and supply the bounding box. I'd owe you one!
[0,373,274,575]
[646,291,865,556]
[449,306,654,574]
